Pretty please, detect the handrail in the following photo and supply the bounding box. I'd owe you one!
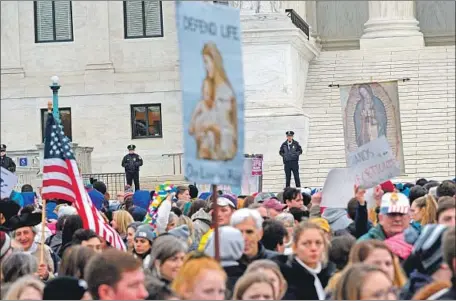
[162,152,183,175]
[285,9,310,40]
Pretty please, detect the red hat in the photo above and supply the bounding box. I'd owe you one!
[380,180,395,193]
[263,198,286,211]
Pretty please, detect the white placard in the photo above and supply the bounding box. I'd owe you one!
[321,168,356,208]
[1,167,18,199]
[348,136,400,189]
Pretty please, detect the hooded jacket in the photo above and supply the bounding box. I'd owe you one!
[204,226,246,298]
[191,208,212,246]
[358,223,387,241]
[321,208,353,232]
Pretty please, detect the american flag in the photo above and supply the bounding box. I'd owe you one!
[41,112,126,251]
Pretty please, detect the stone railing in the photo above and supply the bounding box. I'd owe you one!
[7,143,93,189]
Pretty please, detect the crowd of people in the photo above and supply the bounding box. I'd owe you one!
[0,177,455,300]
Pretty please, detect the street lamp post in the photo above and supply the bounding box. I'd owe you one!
[50,75,60,121]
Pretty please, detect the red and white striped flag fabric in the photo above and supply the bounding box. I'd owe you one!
[41,113,126,251]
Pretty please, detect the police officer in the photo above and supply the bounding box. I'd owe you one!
[0,144,16,173]
[279,131,302,188]
[121,145,143,191]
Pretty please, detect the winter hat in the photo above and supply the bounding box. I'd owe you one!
[302,187,312,196]
[222,194,238,207]
[0,231,11,259]
[309,217,331,233]
[204,226,244,266]
[130,206,147,222]
[189,185,199,199]
[380,192,410,214]
[411,224,449,275]
[135,224,158,244]
[168,225,190,242]
[57,205,77,218]
[321,208,352,232]
[380,181,395,193]
[127,221,143,232]
[43,276,88,300]
[254,192,276,203]
[199,192,212,201]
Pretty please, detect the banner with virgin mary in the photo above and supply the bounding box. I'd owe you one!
[339,81,404,171]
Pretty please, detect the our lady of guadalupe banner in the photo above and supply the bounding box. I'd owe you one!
[339,81,404,172]
[176,1,245,186]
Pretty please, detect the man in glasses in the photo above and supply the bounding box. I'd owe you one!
[358,192,410,241]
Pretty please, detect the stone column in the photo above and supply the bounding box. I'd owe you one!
[360,1,424,49]
[1,1,24,76]
[84,1,114,72]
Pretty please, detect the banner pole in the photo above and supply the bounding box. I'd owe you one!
[40,198,47,265]
[211,184,220,261]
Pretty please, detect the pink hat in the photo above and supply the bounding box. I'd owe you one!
[263,198,286,211]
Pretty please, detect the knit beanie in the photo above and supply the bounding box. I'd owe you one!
[43,276,88,300]
[412,224,449,275]
[0,231,11,259]
[135,224,157,244]
[168,225,190,242]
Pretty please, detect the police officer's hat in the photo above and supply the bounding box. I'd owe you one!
[286,131,295,136]
[0,144,6,151]
[127,144,136,151]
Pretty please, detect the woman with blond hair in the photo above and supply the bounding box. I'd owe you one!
[409,194,438,229]
[245,259,288,299]
[326,240,407,294]
[110,209,134,243]
[3,275,44,300]
[332,263,397,300]
[233,271,276,300]
[275,221,332,300]
[171,252,227,300]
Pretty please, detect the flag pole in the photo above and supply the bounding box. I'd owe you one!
[50,76,60,121]
[211,184,220,261]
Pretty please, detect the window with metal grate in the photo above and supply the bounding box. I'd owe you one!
[124,1,163,39]
[34,1,73,43]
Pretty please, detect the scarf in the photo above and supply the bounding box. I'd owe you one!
[295,257,325,300]
[24,241,38,254]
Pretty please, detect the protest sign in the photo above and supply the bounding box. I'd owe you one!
[176,1,245,186]
[1,167,18,199]
[251,157,263,176]
[321,168,356,208]
[347,136,400,189]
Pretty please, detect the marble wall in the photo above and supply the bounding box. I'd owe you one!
[316,0,369,50]
[416,1,456,45]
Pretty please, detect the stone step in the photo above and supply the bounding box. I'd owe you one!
[140,175,191,191]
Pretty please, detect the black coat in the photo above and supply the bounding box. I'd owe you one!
[275,255,332,300]
[224,264,246,299]
[121,153,143,173]
[0,155,16,173]
[279,140,302,163]
[238,243,280,267]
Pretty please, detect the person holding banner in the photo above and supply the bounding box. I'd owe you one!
[279,131,302,188]
[8,211,55,280]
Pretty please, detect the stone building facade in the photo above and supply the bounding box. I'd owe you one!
[1,1,454,191]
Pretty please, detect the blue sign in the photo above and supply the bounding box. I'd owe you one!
[176,1,245,186]
[19,157,28,167]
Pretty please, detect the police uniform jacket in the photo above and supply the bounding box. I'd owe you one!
[279,140,302,163]
[0,155,16,172]
[121,153,143,173]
